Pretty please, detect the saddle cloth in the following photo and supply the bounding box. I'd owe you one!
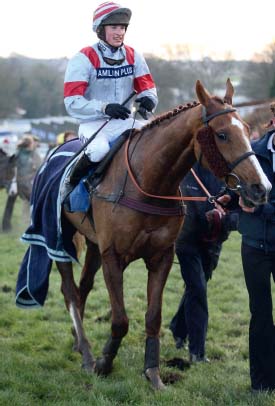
[16,139,82,308]
[15,132,130,308]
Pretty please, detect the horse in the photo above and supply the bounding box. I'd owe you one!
[1,144,42,231]
[49,79,271,390]
[0,150,14,190]
[0,150,16,231]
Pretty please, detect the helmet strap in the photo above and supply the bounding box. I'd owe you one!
[96,26,106,41]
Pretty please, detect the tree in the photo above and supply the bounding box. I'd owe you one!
[0,55,66,119]
[0,59,19,118]
[270,79,275,98]
[239,41,275,100]
[147,56,237,113]
[18,63,65,118]
[146,57,186,112]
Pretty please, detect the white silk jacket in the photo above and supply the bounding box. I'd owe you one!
[64,41,158,123]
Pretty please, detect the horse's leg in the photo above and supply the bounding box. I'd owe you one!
[56,261,95,372]
[144,247,174,390]
[95,247,128,376]
[70,240,101,350]
[79,239,101,318]
[2,194,17,231]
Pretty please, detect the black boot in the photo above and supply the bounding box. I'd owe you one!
[69,154,95,187]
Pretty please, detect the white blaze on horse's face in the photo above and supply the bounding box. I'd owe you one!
[231,117,271,192]
[249,155,271,192]
[231,117,244,131]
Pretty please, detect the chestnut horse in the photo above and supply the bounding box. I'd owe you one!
[57,79,271,390]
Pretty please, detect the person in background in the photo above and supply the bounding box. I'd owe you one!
[56,131,77,146]
[64,131,77,142]
[64,2,158,186]
[44,131,78,162]
[0,147,15,231]
[0,148,14,191]
[2,134,42,230]
[56,132,66,146]
[234,104,275,392]
[169,162,239,363]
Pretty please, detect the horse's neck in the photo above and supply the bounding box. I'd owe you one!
[136,106,202,195]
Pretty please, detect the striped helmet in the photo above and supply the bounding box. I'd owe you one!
[93,2,132,33]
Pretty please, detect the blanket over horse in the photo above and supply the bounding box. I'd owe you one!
[15,139,91,308]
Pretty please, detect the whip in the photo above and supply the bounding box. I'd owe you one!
[64,90,137,169]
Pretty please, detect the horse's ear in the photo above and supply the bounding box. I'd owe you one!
[196,80,211,106]
[224,78,234,105]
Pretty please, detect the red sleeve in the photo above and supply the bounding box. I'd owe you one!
[64,81,88,97]
[134,74,155,93]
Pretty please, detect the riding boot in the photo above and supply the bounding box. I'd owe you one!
[69,154,95,187]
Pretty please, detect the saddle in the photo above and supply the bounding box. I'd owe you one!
[87,129,132,189]
[64,129,132,213]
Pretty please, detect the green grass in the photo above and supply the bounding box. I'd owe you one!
[1,189,275,405]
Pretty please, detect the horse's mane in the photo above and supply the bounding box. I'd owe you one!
[141,100,200,132]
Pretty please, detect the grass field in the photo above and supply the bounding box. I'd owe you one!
[1,190,275,405]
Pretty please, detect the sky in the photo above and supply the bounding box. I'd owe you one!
[1,0,274,61]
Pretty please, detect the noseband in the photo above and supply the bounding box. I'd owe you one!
[198,106,255,190]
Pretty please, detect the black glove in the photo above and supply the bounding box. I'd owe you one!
[136,97,155,112]
[105,103,131,120]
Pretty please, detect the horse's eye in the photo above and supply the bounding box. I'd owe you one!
[216,132,227,141]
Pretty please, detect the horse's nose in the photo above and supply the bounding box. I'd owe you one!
[251,183,269,201]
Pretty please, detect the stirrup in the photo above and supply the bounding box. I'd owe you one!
[69,154,93,187]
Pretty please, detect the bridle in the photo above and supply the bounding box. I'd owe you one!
[201,106,255,191]
[114,105,255,216]
[89,103,257,217]
[125,106,255,198]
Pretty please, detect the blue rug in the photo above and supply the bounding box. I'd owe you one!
[16,139,89,308]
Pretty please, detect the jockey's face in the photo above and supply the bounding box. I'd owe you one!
[105,25,126,47]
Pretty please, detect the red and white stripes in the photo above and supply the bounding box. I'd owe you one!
[93,2,126,32]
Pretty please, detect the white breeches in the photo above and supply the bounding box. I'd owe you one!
[78,118,143,162]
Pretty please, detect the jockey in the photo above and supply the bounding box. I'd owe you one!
[64,2,158,186]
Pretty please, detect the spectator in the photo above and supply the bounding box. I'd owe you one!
[169,162,238,363]
[234,104,275,392]
[0,148,14,191]
[44,131,77,162]
[64,131,77,142]
[2,134,42,230]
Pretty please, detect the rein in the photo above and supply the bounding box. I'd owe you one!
[98,104,254,216]
[123,105,247,204]
[124,136,207,203]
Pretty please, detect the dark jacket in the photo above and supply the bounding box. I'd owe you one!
[238,130,275,253]
[176,162,238,254]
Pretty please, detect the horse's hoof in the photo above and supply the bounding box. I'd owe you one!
[95,357,113,376]
[144,367,166,391]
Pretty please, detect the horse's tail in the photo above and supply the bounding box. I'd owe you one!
[73,232,86,260]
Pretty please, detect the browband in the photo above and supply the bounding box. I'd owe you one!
[202,107,237,124]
